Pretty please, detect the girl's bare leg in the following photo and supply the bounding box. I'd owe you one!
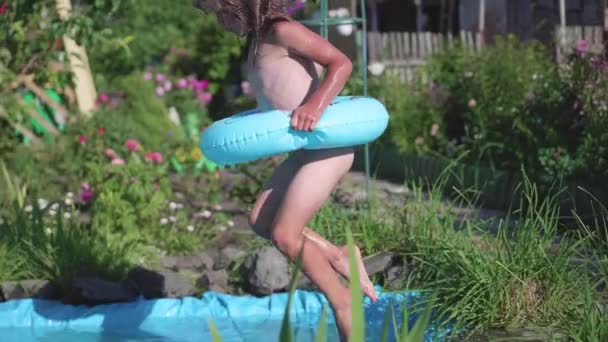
[262,148,353,339]
[250,152,377,303]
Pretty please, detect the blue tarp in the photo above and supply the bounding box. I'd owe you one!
[0,287,450,341]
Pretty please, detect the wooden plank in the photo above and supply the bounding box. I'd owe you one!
[390,32,398,60]
[396,32,405,59]
[381,32,389,61]
[448,32,454,48]
[584,25,593,41]
[404,32,411,57]
[432,33,439,55]
[412,32,419,58]
[15,96,61,136]
[0,105,44,148]
[592,26,603,52]
[426,32,433,56]
[460,30,466,48]
[20,76,69,124]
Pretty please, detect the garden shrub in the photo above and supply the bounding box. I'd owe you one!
[384,35,608,198]
[89,0,243,92]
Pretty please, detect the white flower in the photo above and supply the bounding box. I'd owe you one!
[45,227,52,235]
[25,205,33,213]
[66,192,74,198]
[213,204,223,211]
[64,212,71,219]
[187,225,195,232]
[50,203,59,210]
[169,202,177,210]
[169,216,177,223]
[160,218,169,225]
[64,198,73,206]
[227,220,235,227]
[430,123,439,137]
[38,198,49,209]
[202,210,212,219]
[368,62,385,76]
[176,203,184,209]
[49,210,56,217]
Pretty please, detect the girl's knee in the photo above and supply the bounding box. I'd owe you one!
[271,229,303,260]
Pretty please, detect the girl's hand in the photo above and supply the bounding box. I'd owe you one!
[291,103,321,131]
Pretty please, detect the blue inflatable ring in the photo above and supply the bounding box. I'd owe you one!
[200,96,389,166]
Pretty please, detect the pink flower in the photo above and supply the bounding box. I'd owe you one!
[124,139,141,151]
[0,2,7,15]
[163,80,173,91]
[241,81,252,96]
[155,73,166,83]
[198,92,213,104]
[81,182,91,191]
[80,190,94,203]
[78,135,87,145]
[191,80,209,91]
[111,158,126,165]
[143,72,153,81]
[104,149,118,160]
[177,79,188,89]
[99,93,110,104]
[145,151,164,164]
[576,39,589,54]
[156,86,165,97]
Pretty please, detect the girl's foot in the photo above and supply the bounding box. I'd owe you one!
[333,245,378,303]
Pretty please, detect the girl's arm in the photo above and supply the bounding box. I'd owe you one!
[273,20,353,131]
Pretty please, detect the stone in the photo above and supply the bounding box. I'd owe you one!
[175,251,215,272]
[127,266,195,298]
[197,269,230,293]
[386,265,407,290]
[0,279,59,301]
[214,245,247,270]
[241,246,290,296]
[72,276,137,303]
[363,251,395,276]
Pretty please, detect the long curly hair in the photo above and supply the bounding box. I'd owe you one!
[193,0,292,52]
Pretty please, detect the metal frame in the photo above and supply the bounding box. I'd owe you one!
[300,0,372,200]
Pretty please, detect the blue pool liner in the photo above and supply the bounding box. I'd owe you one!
[0,286,453,341]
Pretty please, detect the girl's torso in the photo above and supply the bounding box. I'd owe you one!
[247,32,323,112]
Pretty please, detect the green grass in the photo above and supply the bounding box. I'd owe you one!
[0,202,140,288]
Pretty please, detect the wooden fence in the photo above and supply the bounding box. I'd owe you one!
[367,30,480,82]
[367,25,606,83]
[555,25,604,60]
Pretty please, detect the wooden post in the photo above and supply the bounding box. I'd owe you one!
[477,0,486,48]
[55,0,97,117]
[558,0,567,62]
[415,0,423,33]
[604,0,608,57]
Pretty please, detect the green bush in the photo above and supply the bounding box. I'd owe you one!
[89,0,243,91]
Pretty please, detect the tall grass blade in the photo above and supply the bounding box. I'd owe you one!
[279,250,303,342]
[408,299,434,342]
[346,226,365,341]
[314,305,328,342]
[400,302,410,341]
[208,319,223,342]
[380,300,393,342]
